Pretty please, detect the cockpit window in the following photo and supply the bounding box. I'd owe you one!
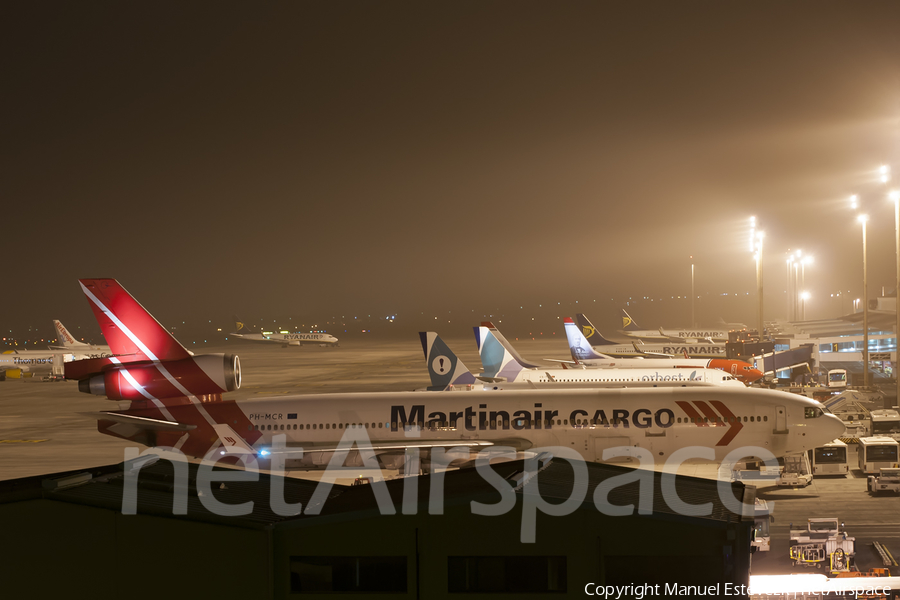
[805,407,824,419]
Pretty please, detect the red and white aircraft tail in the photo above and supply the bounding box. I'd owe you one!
[79,279,191,361]
[65,279,246,457]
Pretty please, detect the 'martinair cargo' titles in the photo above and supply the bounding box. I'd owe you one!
[389,404,676,432]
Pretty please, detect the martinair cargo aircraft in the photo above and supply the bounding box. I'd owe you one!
[620,309,730,342]
[564,319,764,384]
[230,317,338,347]
[471,324,744,388]
[65,279,844,470]
[576,313,727,359]
[50,320,111,355]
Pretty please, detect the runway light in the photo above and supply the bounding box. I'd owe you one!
[259,449,270,456]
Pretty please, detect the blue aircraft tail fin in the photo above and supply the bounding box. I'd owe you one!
[473,322,537,381]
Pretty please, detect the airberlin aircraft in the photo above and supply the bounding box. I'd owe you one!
[66,279,844,470]
[563,318,765,384]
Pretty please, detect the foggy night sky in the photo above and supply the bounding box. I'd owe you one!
[4,3,900,342]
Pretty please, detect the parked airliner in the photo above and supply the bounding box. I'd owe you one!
[421,331,741,391]
[619,309,730,342]
[564,319,764,384]
[50,320,111,355]
[65,279,844,471]
[576,314,727,359]
[472,323,744,388]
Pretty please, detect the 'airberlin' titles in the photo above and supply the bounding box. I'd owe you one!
[662,345,725,355]
[390,405,676,432]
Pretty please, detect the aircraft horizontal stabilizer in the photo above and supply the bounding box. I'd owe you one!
[661,327,686,342]
[632,341,673,357]
[543,358,578,365]
[90,412,197,432]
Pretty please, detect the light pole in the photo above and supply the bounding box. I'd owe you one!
[690,257,695,329]
[800,291,810,321]
[858,214,870,388]
[792,251,801,322]
[786,256,794,321]
[755,231,765,340]
[890,189,899,402]
[800,256,813,320]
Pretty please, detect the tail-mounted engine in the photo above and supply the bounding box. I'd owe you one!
[76,353,241,400]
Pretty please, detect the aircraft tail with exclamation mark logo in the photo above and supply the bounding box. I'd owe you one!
[419,332,478,390]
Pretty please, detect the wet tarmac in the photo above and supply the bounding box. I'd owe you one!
[2,335,898,576]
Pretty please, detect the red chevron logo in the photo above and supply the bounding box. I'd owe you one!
[710,400,743,446]
[676,400,743,446]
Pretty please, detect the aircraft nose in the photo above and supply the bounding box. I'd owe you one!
[825,414,846,441]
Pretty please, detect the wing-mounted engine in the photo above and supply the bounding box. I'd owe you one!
[72,353,241,400]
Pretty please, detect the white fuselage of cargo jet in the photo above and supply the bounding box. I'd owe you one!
[109,386,846,470]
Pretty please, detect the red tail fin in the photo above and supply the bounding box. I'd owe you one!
[79,279,191,361]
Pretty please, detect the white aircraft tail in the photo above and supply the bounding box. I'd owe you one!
[564,318,612,361]
[52,320,91,349]
[473,322,541,381]
[419,332,477,390]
